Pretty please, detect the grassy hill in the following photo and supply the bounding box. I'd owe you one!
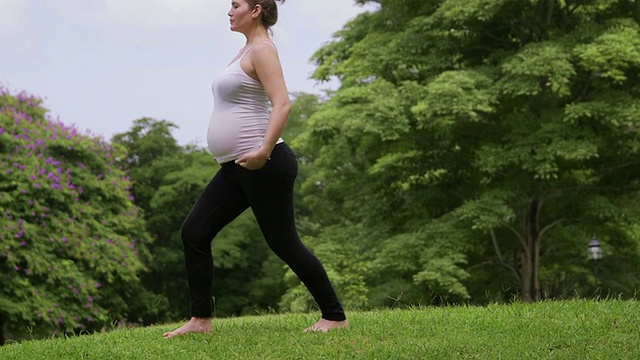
[1,300,638,359]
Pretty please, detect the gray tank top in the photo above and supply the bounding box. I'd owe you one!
[207,42,283,163]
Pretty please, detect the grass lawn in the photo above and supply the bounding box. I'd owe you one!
[1,300,638,359]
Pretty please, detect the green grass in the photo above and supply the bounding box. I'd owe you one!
[1,300,639,359]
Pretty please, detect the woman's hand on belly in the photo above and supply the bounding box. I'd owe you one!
[235,147,270,170]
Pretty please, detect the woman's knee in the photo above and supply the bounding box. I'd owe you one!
[181,222,208,252]
[264,232,304,258]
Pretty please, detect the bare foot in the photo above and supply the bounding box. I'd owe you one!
[163,317,212,338]
[303,318,349,333]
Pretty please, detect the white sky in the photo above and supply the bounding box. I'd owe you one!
[0,0,377,145]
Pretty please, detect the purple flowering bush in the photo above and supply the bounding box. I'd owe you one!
[0,88,154,341]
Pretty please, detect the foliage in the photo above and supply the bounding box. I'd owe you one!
[112,119,211,320]
[0,89,156,343]
[298,0,640,304]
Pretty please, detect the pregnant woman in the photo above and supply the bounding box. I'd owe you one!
[163,0,348,338]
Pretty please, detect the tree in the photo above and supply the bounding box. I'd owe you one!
[112,118,195,320]
[298,0,640,304]
[0,89,156,343]
[110,118,182,217]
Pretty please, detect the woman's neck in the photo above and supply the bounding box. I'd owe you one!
[243,26,270,46]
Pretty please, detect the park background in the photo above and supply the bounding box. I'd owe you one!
[2,0,640,346]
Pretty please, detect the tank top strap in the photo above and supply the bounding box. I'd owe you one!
[238,40,277,60]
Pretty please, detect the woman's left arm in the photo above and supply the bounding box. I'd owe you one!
[235,44,292,169]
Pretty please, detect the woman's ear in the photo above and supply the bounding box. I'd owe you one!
[252,4,262,19]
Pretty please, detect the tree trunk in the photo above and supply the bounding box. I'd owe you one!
[520,249,533,302]
[532,198,542,301]
[520,199,541,302]
[0,314,5,346]
[533,234,541,300]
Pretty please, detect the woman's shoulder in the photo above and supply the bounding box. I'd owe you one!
[252,40,278,53]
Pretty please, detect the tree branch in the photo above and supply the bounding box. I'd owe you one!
[467,260,520,281]
[538,218,566,240]
[491,229,506,264]
[545,0,555,27]
[572,73,592,103]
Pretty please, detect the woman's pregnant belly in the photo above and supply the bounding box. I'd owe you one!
[207,110,267,163]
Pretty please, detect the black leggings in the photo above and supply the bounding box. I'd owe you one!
[180,142,346,321]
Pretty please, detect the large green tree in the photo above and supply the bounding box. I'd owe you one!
[111,118,191,320]
[0,89,156,344]
[297,0,640,304]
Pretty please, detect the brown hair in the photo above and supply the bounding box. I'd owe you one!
[246,0,285,29]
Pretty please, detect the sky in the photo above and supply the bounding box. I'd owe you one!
[0,0,377,145]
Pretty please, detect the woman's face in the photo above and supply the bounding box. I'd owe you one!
[228,0,255,33]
